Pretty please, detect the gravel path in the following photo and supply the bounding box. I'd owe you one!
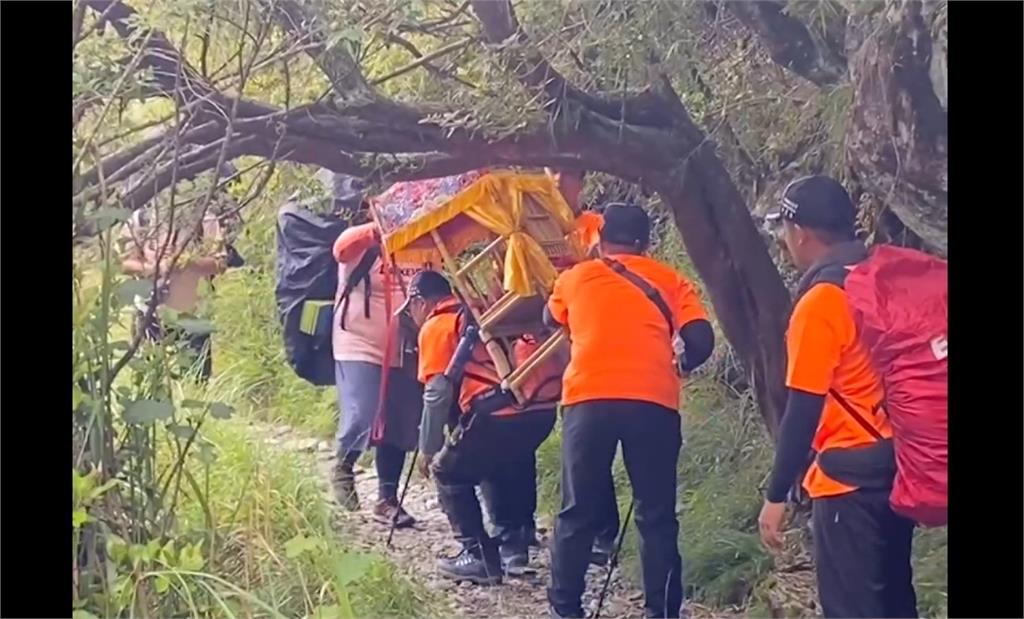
[259,421,747,619]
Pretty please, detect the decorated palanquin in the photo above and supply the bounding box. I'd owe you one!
[370,169,585,404]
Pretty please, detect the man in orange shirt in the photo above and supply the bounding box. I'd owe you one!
[544,203,715,619]
[401,271,563,585]
[553,169,620,563]
[554,168,604,258]
[759,176,917,618]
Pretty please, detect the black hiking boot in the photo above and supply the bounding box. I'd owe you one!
[330,462,359,512]
[548,605,584,618]
[499,542,530,576]
[437,544,503,586]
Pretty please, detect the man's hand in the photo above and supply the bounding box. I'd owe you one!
[417,453,434,480]
[758,500,787,552]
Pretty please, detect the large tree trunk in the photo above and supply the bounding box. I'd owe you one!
[845,1,947,256]
[649,117,791,437]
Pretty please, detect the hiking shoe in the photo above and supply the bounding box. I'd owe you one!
[499,543,530,576]
[330,467,360,511]
[590,537,616,566]
[372,498,417,529]
[549,605,584,618]
[437,547,503,586]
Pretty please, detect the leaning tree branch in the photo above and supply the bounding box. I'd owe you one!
[725,0,846,88]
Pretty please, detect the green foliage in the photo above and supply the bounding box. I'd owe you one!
[73,188,433,617]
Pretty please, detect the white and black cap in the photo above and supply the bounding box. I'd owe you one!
[765,175,857,233]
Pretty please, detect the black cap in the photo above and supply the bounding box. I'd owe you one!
[395,270,452,315]
[766,175,857,232]
[599,202,650,249]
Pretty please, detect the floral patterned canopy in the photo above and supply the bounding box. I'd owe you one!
[372,170,484,235]
[371,170,579,296]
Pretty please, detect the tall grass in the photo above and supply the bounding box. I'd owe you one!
[73,190,435,618]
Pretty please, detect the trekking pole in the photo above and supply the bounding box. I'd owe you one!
[595,499,635,619]
[387,448,418,548]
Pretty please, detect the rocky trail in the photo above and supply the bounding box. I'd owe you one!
[257,420,745,619]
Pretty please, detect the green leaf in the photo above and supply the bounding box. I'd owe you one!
[106,534,129,564]
[175,318,215,335]
[73,610,101,619]
[208,402,234,419]
[154,574,171,594]
[72,508,91,529]
[174,318,215,335]
[72,470,89,503]
[116,279,156,306]
[123,399,174,425]
[284,534,319,559]
[196,441,218,465]
[88,478,120,502]
[87,207,131,232]
[333,552,375,587]
[167,424,198,439]
[179,542,206,571]
[181,399,207,409]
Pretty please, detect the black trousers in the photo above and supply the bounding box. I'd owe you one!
[813,488,918,618]
[548,400,683,619]
[478,444,541,546]
[434,409,556,550]
[595,453,620,546]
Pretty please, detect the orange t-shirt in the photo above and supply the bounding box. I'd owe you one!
[786,283,893,498]
[547,254,708,411]
[417,299,507,415]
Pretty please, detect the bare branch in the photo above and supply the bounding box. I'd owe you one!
[382,32,481,90]
[370,37,474,86]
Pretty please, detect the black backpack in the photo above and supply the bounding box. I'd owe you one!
[275,201,347,386]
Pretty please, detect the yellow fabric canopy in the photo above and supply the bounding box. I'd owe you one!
[383,172,578,296]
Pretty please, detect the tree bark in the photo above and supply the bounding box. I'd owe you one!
[648,114,791,437]
[726,0,847,87]
[845,1,947,256]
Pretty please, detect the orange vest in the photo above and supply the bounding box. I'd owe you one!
[451,314,564,416]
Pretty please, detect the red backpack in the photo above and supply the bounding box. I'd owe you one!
[843,245,948,527]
